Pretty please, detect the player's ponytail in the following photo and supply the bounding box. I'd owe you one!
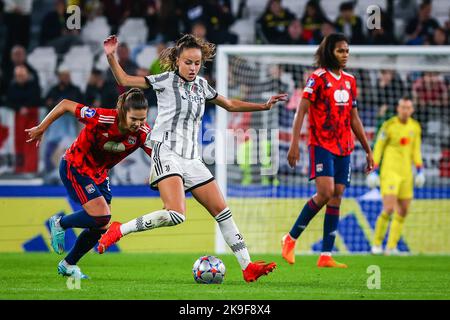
[116,88,148,126]
[159,34,216,72]
[314,33,349,70]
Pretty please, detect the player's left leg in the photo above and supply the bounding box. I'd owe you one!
[317,183,348,268]
[317,153,351,268]
[386,176,413,255]
[190,180,276,283]
[58,179,113,278]
[386,198,411,254]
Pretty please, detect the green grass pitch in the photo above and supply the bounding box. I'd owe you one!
[1,253,449,300]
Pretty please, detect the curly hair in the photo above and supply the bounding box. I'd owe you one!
[159,34,216,72]
[314,33,349,70]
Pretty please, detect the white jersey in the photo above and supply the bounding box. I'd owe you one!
[145,71,218,159]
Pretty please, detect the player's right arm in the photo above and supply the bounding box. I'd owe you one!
[287,98,310,168]
[104,35,149,89]
[25,99,78,147]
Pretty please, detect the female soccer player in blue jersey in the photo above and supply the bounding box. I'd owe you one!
[99,34,287,282]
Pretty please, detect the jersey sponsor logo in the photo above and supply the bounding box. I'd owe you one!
[304,87,313,94]
[128,136,137,145]
[85,184,95,194]
[333,90,350,104]
[181,93,205,104]
[80,106,96,118]
[103,141,126,153]
[102,133,109,138]
[316,163,323,173]
[306,78,315,87]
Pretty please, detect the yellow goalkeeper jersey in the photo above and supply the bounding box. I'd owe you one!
[373,116,423,177]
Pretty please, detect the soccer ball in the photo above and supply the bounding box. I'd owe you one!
[192,255,226,284]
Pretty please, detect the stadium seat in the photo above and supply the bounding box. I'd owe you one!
[135,45,158,70]
[81,16,111,55]
[118,18,148,48]
[27,46,58,96]
[61,45,93,92]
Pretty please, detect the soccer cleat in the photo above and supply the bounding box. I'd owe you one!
[317,255,348,268]
[98,221,123,254]
[57,260,89,279]
[371,245,384,255]
[243,261,277,282]
[281,233,296,264]
[384,248,400,256]
[49,215,65,255]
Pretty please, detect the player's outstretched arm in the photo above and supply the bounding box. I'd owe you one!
[287,98,310,168]
[211,93,287,112]
[350,108,374,174]
[104,35,149,89]
[25,99,78,147]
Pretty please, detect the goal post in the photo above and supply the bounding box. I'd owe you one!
[214,45,450,255]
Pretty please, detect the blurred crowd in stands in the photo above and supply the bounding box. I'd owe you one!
[0,0,449,179]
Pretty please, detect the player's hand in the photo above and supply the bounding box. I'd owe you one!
[264,93,288,110]
[287,143,300,168]
[366,171,380,189]
[104,35,118,56]
[415,170,425,188]
[365,152,374,174]
[25,125,44,147]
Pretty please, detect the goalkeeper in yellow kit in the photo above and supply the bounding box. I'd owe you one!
[367,97,425,255]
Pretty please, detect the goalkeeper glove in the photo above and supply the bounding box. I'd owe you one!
[415,167,425,188]
[366,169,380,189]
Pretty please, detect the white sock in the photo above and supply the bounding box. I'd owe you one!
[215,208,251,270]
[120,210,185,236]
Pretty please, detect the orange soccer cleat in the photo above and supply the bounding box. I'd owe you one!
[98,221,123,254]
[281,233,296,264]
[317,255,348,268]
[243,261,277,283]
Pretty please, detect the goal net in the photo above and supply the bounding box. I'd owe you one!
[213,45,450,255]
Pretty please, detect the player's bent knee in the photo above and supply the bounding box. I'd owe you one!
[93,214,111,227]
[318,189,334,202]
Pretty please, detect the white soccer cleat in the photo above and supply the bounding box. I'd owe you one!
[384,248,400,256]
[371,245,384,255]
[57,260,89,279]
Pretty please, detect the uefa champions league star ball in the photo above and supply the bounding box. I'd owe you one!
[192,255,226,284]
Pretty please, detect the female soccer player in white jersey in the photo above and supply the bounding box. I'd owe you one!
[99,34,287,282]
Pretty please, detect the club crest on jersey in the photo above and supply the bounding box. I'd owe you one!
[345,81,351,89]
[128,136,137,145]
[80,106,96,118]
[85,184,95,194]
[316,163,323,172]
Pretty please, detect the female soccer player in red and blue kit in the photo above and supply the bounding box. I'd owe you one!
[282,34,374,268]
[26,88,152,278]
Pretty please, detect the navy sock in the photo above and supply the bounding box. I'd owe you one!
[60,209,110,229]
[65,228,106,265]
[322,205,340,253]
[289,198,321,239]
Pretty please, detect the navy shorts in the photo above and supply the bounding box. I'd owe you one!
[59,159,112,205]
[308,145,351,187]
